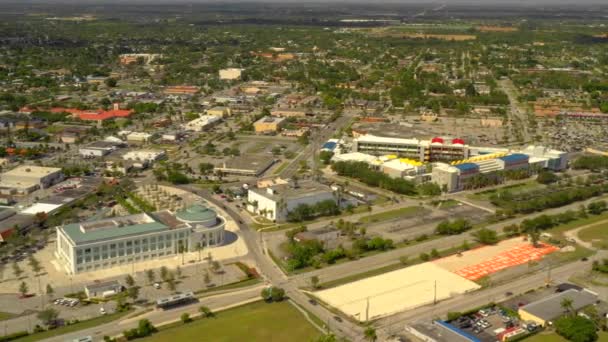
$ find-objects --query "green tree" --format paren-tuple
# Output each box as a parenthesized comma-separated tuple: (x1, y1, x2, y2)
(364, 326, 377, 342)
(199, 306, 213, 317)
(555, 315, 597, 342)
(180, 313, 191, 324)
(125, 274, 135, 288)
(46, 284, 54, 297)
(310, 276, 320, 289)
(127, 287, 140, 301)
(18, 281, 28, 297)
(37, 308, 59, 326)
(473, 228, 499, 245)
(146, 269, 155, 284)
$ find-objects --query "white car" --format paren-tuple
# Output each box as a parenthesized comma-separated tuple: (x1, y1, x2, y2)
(100, 307, 106, 315)
(153, 282, 161, 289)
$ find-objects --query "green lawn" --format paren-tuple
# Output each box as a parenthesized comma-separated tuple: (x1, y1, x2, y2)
(525, 331, 608, 342)
(142, 301, 321, 342)
(358, 206, 424, 224)
(579, 221, 608, 249)
(467, 181, 544, 201)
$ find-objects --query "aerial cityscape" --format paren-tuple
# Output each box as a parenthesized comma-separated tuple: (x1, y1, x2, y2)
(0, 1, 608, 341)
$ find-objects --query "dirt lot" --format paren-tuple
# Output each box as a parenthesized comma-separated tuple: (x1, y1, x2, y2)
(315, 262, 480, 320)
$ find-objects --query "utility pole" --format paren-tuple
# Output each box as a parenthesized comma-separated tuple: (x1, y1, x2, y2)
(366, 297, 370, 322)
(433, 280, 437, 305)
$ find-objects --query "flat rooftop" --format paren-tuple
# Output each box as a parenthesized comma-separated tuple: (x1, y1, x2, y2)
(60, 213, 170, 245)
(2, 165, 62, 178)
(250, 180, 333, 201)
(520, 289, 597, 322)
(215, 154, 275, 173)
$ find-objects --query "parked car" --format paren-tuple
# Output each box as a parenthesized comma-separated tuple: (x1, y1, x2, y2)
(153, 282, 161, 289)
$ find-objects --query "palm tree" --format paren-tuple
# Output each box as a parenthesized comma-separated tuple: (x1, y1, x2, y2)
(561, 298, 574, 315)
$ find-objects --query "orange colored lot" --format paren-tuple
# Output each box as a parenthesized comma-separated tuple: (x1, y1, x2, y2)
(453, 243, 558, 280)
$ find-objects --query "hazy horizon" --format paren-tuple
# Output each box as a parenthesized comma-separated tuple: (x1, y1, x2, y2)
(2, 0, 607, 5)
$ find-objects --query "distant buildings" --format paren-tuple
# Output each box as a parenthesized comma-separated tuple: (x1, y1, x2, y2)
(118, 53, 162, 65)
(55, 204, 226, 274)
(247, 180, 336, 222)
(163, 86, 199, 95)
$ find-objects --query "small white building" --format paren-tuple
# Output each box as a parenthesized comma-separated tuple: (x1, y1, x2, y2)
(247, 180, 336, 222)
(182, 115, 221, 132)
(122, 150, 166, 167)
(84, 280, 123, 299)
(219, 68, 243, 80)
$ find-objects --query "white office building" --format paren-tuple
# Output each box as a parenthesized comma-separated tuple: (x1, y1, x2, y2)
(55, 204, 225, 274)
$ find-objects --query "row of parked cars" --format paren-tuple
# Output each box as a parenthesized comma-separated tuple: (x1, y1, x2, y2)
(54, 298, 80, 307)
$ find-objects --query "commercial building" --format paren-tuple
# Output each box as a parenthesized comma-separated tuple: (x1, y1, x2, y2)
(519, 289, 598, 326)
(253, 116, 286, 134)
(214, 155, 276, 177)
(353, 135, 470, 162)
(55, 204, 225, 274)
(182, 115, 221, 132)
(0, 165, 64, 195)
(381, 158, 426, 180)
(247, 180, 336, 222)
(219, 68, 243, 80)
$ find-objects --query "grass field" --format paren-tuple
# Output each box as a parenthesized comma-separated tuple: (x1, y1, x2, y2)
(467, 181, 544, 201)
(578, 221, 608, 249)
(142, 301, 321, 342)
(525, 331, 608, 342)
(358, 206, 424, 224)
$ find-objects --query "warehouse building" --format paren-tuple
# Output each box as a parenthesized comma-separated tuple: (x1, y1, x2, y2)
(55, 203, 225, 274)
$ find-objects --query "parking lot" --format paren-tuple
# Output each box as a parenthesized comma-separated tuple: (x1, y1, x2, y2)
(450, 305, 539, 342)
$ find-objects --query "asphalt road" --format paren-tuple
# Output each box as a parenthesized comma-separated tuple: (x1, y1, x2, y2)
(181, 185, 364, 341)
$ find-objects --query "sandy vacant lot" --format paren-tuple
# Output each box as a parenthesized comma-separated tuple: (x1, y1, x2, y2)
(434, 237, 558, 280)
(315, 263, 480, 321)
